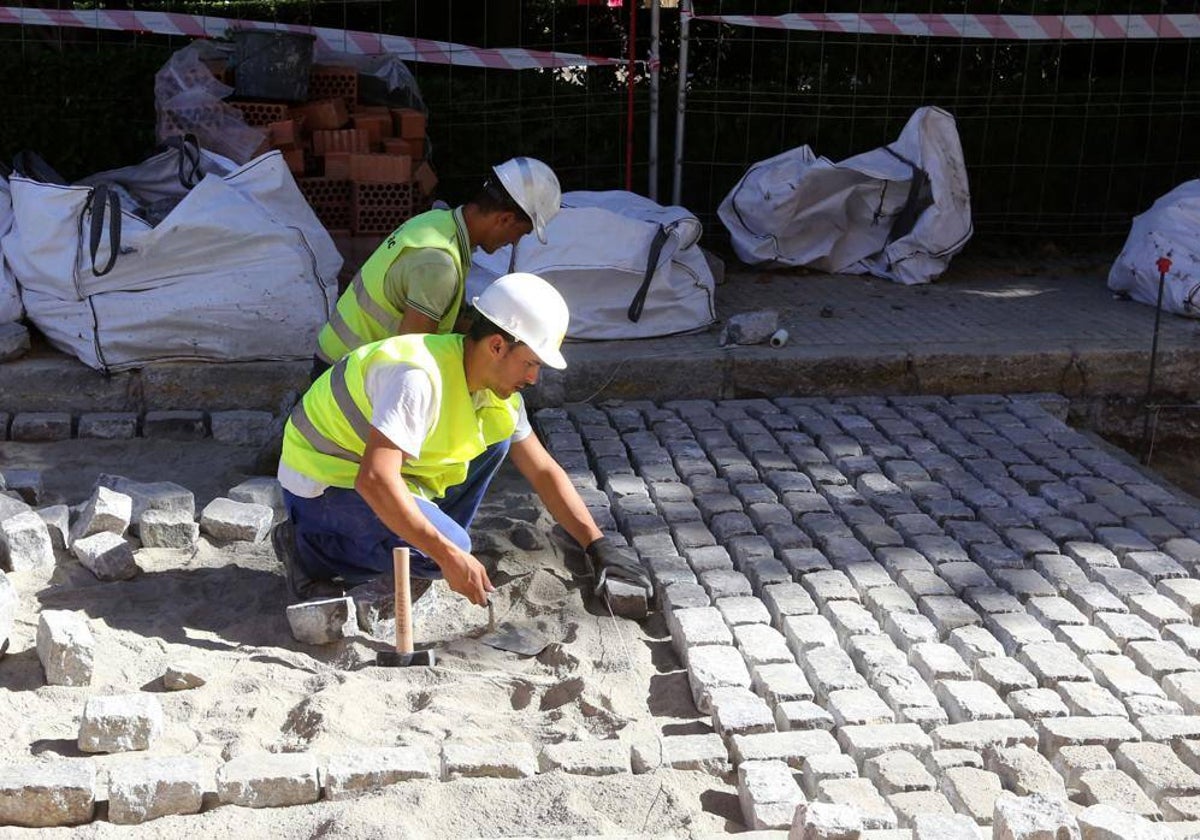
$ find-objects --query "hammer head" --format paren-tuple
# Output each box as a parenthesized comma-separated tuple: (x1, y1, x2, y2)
(376, 649, 437, 668)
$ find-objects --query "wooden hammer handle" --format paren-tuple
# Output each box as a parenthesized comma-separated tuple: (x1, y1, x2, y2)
(393, 547, 413, 655)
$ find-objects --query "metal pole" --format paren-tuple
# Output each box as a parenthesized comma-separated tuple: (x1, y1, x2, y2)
(1140, 256, 1173, 464)
(672, 0, 691, 206)
(648, 0, 661, 200)
(624, 0, 638, 191)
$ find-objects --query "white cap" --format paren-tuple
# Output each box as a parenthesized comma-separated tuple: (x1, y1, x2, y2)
(472, 272, 569, 370)
(492, 157, 561, 245)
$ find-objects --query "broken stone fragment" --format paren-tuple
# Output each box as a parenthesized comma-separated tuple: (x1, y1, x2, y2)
(161, 665, 205, 691)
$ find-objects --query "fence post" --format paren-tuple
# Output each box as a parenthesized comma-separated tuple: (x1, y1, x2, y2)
(671, 0, 691, 205)
(648, 0, 661, 200)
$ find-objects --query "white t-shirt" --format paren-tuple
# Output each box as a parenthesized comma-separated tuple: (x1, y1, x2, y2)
(278, 361, 531, 498)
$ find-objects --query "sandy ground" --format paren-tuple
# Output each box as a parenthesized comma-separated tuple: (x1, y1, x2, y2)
(0, 439, 735, 838)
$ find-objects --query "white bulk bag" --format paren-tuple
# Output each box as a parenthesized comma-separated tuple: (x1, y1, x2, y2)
(719, 106, 973, 285)
(469, 190, 715, 340)
(4, 147, 339, 371)
(1108, 180, 1200, 316)
(0, 174, 20, 324)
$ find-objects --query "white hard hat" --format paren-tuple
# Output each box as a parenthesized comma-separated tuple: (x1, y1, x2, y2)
(492, 157, 561, 245)
(472, 272, 569, 370)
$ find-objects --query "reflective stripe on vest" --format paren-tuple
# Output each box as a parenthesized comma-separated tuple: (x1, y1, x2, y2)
(283, 333, 520, 499)
(316, 210, 465, 364)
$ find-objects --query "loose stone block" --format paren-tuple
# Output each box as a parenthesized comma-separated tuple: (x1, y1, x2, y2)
(442, 740, 538, 779)
(932, 720, 1038, 752)
(139, 508, 199, 549)
(1008, 688, 1070, 720)
(0, 760, 96, 827)
(752, 661, 815, 706)
(885, 612, 939, 651)
(631, 733, 729, 775)
(537, 740, 628, 777)
(1055, 625, 1120, 658)
(36, 610, 95, 686)
(217, 752, 321, 807)
(1056, 682, 1127, 718)
(791, 800, 863, 840)
(919, 595, 983, 639)
(286, 597, 356, 645)
(1115, 741, 1200, 798)
(210, 410, 275, 446)
(227, 476, 286, 520)
(848, 635, 908, 680)
(948, 625, 1005, 665)
(78, 693, 164, 753)
(733, 623, 795, 666)
(10, 412, 72, 442)
(77, 412, 138, 440)
(143, 410, 207, 440)
(992, 792, 1079, 840)
(910, 642, 972, 682)
(818, 777, 898, 830)
(1136, 715, 1200, 743)
(710, 686, 776, 738)
(838, 723, 932, 764)
(925, 748, 984, 774)
(670, 606, 734, 662)
(323, 746, 436, 799)
(986, 612, 1056, 655)
(107, 756, 206, 824)
(976, 656, 1039, 695)
(939, 766, 1002, 824)
(865, 750, 936, 794)
(801, 646, 868, 698)
(0, 510, 55, 573)
(738, 760, 805, 830)
(801, 753, 858, 798)
(1077, 769, 1161, 819)
(71, 532, 138, 581)
(95, 475, 195, 534)
(1038, 716, 1141, 753)
(1053, 745, 1116, 791)
(776, 700, 835, 732)
(1088, 654, 1165, 699)
(199, 497, 273, 542)
(985, 744, 1067, 798)
(70, 486, 132, 543)
(731, 729, 840, 768)
(887, 791, 956, 829)
(1016, 642, 1092, 687)
(1128, 640, 1200, 680)
(1076, 804, 1172, 840)
(936, 680, 1013, 722)
(689, 645, 753, 712)
(827, 688, 894, 727)
(911, 814, 982, 840)
(0, 570, 14, 649)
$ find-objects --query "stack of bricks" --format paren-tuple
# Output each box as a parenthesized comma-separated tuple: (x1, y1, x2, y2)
(211, 61, 438, 237)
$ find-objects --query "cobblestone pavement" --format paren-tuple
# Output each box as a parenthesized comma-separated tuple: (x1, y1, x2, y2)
(537, 393, 1200, 837)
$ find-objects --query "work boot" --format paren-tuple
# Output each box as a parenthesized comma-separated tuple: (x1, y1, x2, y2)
(270, 520, 342, 601)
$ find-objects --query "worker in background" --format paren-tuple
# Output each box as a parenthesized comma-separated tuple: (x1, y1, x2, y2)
(312, 156, 562, 381)
(273, 273, 652, 607)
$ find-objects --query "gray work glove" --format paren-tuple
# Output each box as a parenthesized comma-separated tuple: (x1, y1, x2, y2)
(584, 537, 653, 598)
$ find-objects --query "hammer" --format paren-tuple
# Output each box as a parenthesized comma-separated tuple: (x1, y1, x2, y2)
(376, 547, 436, 667)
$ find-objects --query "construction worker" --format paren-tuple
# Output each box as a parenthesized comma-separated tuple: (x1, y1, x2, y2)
(273, 273, 652, 607)
(312, 156, 562, 380)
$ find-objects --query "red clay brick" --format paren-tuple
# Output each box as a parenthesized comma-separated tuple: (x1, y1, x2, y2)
(268, 119, 299, 147)
(391, 108, 427, 140)
(352, 114, 392, 147)
(414, 161, 438, 197)
(229, 100, 291, 128)
(312, 129, 370, 156)
(292, 98, 349, 131)
(349, 153, 411, 184)
(383, 137, 424, 159)
(324, 152, 351, 180)
(308, 65, 357, 107)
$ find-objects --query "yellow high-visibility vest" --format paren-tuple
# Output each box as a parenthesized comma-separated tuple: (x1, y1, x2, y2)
(283, 333, 519, 500)
(316, 209, 465, 364)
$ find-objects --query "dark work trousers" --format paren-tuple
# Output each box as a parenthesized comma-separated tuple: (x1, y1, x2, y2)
(281, 438, 510, 585)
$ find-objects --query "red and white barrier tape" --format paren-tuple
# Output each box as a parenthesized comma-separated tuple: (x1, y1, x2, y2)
(684, 9, 1200, 40)
(0, 7, 623, 69)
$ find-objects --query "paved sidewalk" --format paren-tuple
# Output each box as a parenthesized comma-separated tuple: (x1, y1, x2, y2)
(1, 255, 1198, 415)
(546, 392, 1200, 834)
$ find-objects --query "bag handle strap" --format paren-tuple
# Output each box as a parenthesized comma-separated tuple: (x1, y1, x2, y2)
(161, 133, 204, 188)
(882, 145, 930, 244)
(627, 225, 671, 323)
(88, 183, 122, 277)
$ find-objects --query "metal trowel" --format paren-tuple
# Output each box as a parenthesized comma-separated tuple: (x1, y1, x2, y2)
(478, 597, 551, 656)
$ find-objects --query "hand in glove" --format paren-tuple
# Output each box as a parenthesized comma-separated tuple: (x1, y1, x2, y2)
(584, 536, 653, 598)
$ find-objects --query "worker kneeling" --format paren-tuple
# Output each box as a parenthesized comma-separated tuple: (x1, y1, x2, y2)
(274, 273, 652, 610)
